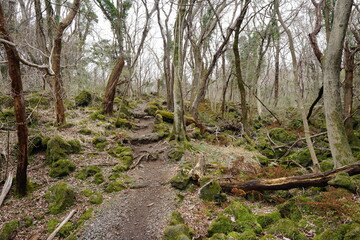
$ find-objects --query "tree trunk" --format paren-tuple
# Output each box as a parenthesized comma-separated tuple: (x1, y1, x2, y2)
(172, 0, 188, 142)
(103, 56, 125, 115)
(274, 36, 280, 106)
(322, 0, 354, 167)
(219, 162, 360, 192)
(0, 2, 29, 196)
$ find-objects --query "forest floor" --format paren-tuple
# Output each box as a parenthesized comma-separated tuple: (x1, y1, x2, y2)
(0, 93, 360, 240)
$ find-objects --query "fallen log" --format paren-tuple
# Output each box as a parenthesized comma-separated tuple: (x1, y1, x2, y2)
(218, 162, 360, 192)
(0, 172, 13, 207)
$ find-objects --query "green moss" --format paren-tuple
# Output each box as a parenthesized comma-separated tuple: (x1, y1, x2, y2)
(267, 218, 307, 240)
(169, 211, 185, 226)
(93, 172, 105, 184)
(145, 105, 159, 116)
(96, 142, 108, 151)
(28, 134, 46, 155)
(108, 147, 133, 167)
(223, 202, 254, 222)
(90, 111, 106, 121)
(108, 172, 121, 180)
(76, 166, 102, 180)
(164, 224, 191, 240)
(68, 139, 82, 154)
(269, 128, 297, 143)
(23, 216, 34, 227)
(115, 118, 132, 128)
(104, 180, 126, 193)
(208, 233, 227, 240)
(328, 172, 358, 193)
(314, 223, 354, 240)
(277, 199, 302, 221)
(208, 216, 234, 236)
(75, 90, 92, 107)
(79, 128, 92, 135)
(0, 95, 13, 109)
(232, 230, 257, 240)
(155, 114, 163, 124)
(257, 211, 281, 228)
(89, 192, 103, 205)
(47, 218, 61, 233)
(112, 164, 127, 173)
(170, 170, 190, 190)
(49, 160, 76, 178)
(298, 215, 326, 235)
(227, 232, 242, 240)
(27, 92, 50, 108)
(81, 189, 93, 197)
(199, 180, 221, 202)
(320, 159, 334, 172)
(74, 208, 94, 229)
(154, 123, 170, 139)
(46, 136, 72, 164)
(0, 220, 20, 240)
(283, 149, 312, 167)
(92, 136, 106, 145)
(259, 234, 276, 240)
(45, 182, 75, 215)
(344, 223, 360, 240)
(168, 146, 185, 162)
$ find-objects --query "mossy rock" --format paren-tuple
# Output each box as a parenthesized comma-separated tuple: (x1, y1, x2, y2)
(259, 234, 276, 240)
(257, 211, 281, 228)
(208, 215, 234, 236)
(45, 182, 75, 215)
(199, 180, 221, 202)
(154, 123, 170, 139)
(267, 218, 307, 240)
(112, 164, 128, 173)
(169, 211, 185, 226)
(320, 159, 334, 172)
(104, 180, 126, 193)
(75, 90, 92, 107)
(27, 92, 50, 108)
(229, 230, 257, 240)
(90, 111, 106, 121)
(328, 172, 358, 193)
(67, 139, 82, 154)
(108, 147, 133, 167)
(168, 146, 185, 162)
(49, 160, 76, 178)
(115, 118, 132, 129)
(0, 220, 20, 240)
(76, 166, 102, 180)
(79, 128, 93, 135)
(92, 136, 107, 145)
(277, 198, 305, 222)
(28, 134, 46, 155)
(254, 136, 275, 159)
(269, 128, 297, 143)
(155, 114, 163, 124)
(23, 216, 34, 228)
(46, 136, 75, 164)
(283, 149, 312, 167)
(170, 170, 190, 190)
(223, 202, 254, 222)
(93, 172, 105, 184)
(164, 224, 191, 240)
(298, 215, 327, 235)
(313, 223, 355, 240)
(145, 105, 159, 116)
(89, 192, 103, 205)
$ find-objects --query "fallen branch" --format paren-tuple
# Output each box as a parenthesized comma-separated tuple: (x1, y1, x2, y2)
(218, 162, 360, 192)
(47, 209, 76, 240)
(130, 154, 149, 169)
(0, 171, 13, 207)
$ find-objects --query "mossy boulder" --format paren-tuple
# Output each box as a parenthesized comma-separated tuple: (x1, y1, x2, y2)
(208, 215, 234, 236)
(79, 128, 93, 135)
(199, 179, 221, 201)
(154, 122, 170, 139)
(49, 160, 76, 178)
(104, 180, 126, 193)
(75, 90, 92, 107)
(108, 146, 133, 167)
(255, 136, 275, 159)
(267, 218, 307, 240)
(277, 197, 312, 221)
(328, 172, 358, 193)
(168, 146, 185, 162)
(45, 182, 75, 215)
(145, 104, 159, 116)
(67, 139, 82, 154)
(115, 118, 132, 128)
(269, 128, 297, 143)
(93, 172, 105, 184)
(76, 166, 101, 180)
(26, 92, 50, 108)
(90, 110, 106, 121)
(164, 224, 191, 240)
(313, 223, 356, 240)
(169, 211, 185, 226)
(230, 230, 257, 240)
(298, 215, 326, 235)
(0, 220, 20, 240)
(257, 211, 281, 228)
(46, 136, 72, 164)
(112, 164, 128, 173)
(89, 192, 103, 205)
(28, 134, 47, 155)
(170, 170, 190, 190)
(92, 136, 108, 151)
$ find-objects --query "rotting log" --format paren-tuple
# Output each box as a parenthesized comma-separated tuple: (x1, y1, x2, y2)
(218, 162, 360, 192)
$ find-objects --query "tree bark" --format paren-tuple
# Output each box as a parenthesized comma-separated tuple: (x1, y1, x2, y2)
(322, 0, 354, 168)
(103, 56, 125, 115)
(219, 162, 360, 192)
(0, 2, 29, 196)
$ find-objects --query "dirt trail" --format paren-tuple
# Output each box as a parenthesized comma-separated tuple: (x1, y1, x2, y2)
(78, 104, 177, 240)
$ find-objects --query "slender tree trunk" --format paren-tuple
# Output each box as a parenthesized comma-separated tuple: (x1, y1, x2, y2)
(322, 0, 354, 167)
(233, 24, 249, 133)
(274, 36, 280, 106)
(0, 2, 28, 196)
(172, 0, 188, 142)
(103, 56, 125, 115)
(275, 0, 320, 172)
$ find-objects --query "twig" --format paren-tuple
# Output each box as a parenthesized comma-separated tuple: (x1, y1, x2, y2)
(46, 209, 76, 240)
(130, 154, 149, 169)
(0, 172, 13, 207)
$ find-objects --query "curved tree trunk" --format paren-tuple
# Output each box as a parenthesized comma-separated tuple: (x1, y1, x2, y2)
(103, 56, 125, 115)
(322, 0, 354, 167)
(0, 2, 28, 196)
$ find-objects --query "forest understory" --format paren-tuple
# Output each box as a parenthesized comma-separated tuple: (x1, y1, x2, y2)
(0, 92, 360, 240)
